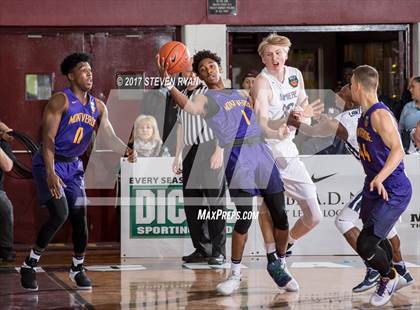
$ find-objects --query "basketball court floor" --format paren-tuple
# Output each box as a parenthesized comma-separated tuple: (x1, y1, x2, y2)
(1, 248, 419, 309)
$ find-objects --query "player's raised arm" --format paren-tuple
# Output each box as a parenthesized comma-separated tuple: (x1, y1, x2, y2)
(287, 113, 348, 141)
(42, 92, 68, 198)
(155, 54, 207, 116)
(96, 99, 137, 162)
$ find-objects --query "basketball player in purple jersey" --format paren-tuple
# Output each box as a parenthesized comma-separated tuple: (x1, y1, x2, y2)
(287, 84, 414, 292)
(351, 65, 412, 306)
(157, 50, 298, 295)
(20, 53, 137, 291)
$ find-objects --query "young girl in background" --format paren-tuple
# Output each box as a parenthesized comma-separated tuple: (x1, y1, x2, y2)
(131, 115, 162, 157)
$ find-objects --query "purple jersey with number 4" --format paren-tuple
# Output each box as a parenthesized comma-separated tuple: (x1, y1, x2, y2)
(357, 102, 411, 200)
(54, 88, 99, 157)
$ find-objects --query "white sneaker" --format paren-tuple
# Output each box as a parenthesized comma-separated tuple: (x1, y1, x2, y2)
(283, 263, 299, 292)
(216, 273, 241, 296)
(370, 274, 399, 306)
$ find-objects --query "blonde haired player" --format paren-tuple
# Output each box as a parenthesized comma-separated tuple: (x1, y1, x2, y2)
(252, 34, 324, 289)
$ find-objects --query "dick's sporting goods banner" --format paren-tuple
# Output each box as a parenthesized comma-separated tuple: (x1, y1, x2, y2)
(121, 156, 420, 257)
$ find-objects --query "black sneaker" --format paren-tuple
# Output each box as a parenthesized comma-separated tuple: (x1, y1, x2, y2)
(69, 264, 92, 290)
(20, 257, 38, 291)
(0, 247, 16, 262)
(182, 250, 209, 263)
(208, 254, 226, 266)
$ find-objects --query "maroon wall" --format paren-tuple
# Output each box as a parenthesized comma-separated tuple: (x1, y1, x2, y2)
(1, 0, 420, 26)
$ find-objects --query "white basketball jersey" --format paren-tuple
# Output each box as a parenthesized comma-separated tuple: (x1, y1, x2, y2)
(334, 108, 362, 160)
(260, 66, 307, 163)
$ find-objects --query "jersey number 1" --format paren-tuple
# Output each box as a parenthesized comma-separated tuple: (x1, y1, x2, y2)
(73, 127, 84, 144)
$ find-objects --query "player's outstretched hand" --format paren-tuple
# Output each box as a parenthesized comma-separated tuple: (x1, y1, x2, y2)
(303, 99, 324, 119)
(127, 148, 137, 163)
(47, 173, 66, 199)
(370, 176, 389, 201)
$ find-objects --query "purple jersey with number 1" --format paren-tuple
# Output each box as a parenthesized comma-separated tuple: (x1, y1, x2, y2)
(205, 89, 283, 196)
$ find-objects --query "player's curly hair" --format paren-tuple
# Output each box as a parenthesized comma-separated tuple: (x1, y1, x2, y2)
(192, 50, 221, 74)
(60, 52, 92, 76)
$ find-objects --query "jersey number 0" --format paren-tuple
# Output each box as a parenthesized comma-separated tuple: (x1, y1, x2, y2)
(73, 127, 84, 144)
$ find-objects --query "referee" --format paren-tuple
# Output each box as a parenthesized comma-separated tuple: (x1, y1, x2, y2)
(173, 69, 226, 265)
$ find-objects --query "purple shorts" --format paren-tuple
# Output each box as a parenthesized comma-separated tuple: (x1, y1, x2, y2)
(360, 182, 412, 238)
(32, 152, 87, 208)
(225, 142, 284, 198)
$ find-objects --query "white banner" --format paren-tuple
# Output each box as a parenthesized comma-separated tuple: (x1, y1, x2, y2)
(121, 155, 420, 257)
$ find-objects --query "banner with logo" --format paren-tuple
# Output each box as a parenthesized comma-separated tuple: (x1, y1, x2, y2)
(121, 155, 420, 257)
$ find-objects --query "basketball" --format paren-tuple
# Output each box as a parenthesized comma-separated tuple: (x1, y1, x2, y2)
(159, 41, 190, 75)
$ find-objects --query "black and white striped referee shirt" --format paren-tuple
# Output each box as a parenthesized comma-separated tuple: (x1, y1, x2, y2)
(177, 83, 215, 145)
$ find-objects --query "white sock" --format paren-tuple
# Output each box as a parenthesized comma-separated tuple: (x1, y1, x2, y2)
(278, 254, 286, 264)
(393, 260, 405, 268)
(30, 249, 41, 261)
(231, 262, 241, 276)
(265, 243, 276, 254)
(72, 256, 84, 267)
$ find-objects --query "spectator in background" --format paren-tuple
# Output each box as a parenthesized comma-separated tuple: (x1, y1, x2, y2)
(399, 76, 420, 132)
(407, 121, 420, 154)
(241, 70, 258, 93)
(395, 76, 414, 120)
(131, 115, 162, 157)
(0, 121, 16, 262)
(399, 76, 420, 151)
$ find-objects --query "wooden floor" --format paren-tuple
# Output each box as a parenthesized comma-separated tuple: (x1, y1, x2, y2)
(1, 249, 419, 309)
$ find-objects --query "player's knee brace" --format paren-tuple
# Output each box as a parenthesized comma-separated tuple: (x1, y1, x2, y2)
(70, 207, 88, 254)
(356, 227, 380, 261)
(233, 205, 253, 235)
(264, 192, 288, 230)
(297, 198, 322, 229)
(379, 238, 393, 262)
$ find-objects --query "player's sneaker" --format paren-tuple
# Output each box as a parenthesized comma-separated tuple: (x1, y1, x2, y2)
(282, 262, 299, 292)
(370, 271, 399, 307)
(216, 273, 241, 296)
(352, 267, 380, 293)
(20, 257, 38, 291)
(394, 264, 415, 291)
(69, 264, 92, 290)
(267, 259, 299, 292)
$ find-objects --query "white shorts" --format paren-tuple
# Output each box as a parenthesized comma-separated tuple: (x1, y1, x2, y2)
(278, 157, 317, 201)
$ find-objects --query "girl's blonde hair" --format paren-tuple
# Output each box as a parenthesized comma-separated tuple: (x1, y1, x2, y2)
(257, 33, 291, 57)
(132, 114, 162, 143)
